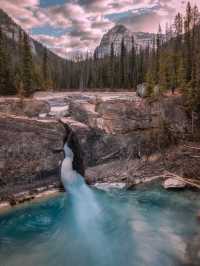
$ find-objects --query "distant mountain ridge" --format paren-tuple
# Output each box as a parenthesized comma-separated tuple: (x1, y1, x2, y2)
(0, 9, 155, 63)
(95, 24, 155, 58)
(0, 8, 66, 78)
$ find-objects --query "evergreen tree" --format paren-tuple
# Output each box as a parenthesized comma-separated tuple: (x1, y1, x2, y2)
(22, 33, 34, 96)
(120, 38, 129, 89)
(184, 1, 193, 83)
(42, 47, 53, 90)
(0, 26, 6, 95)
(109, 42, 115, 89)
(191, 5, 200, 87)
(174, 13, 183, 87)
(0, 26, 14, 95)
(156, 24, 162, 84)
(120, 38, 125, 88)
(130, 36, 137, 88)
(42, 47, 48, 88)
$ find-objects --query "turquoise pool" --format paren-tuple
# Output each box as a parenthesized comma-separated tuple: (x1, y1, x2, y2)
(0, 185, 200, 266)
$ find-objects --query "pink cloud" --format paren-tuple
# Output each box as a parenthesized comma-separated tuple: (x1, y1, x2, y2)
(1, 0, 200, 57)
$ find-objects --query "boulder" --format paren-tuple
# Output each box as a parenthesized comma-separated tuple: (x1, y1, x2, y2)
(136, 83, 148, 98)
(163, 178, 186, 189)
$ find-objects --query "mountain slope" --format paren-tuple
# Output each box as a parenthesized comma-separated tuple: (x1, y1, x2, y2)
(0, 9, 67, 91)
(95, 24, 155, 58)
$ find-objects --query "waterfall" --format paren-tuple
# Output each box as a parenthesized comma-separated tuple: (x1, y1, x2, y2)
(61, 144, 115, 265)
(61, 143, 101, 228)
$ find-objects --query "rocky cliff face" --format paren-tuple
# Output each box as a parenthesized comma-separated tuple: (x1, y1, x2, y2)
(0, 114, 66, 201)
(0, 92, 192, 202)
(95, 24, 155, 57)
(66, 94, 191, 170)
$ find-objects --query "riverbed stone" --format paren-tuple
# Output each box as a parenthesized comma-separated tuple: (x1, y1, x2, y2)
(163, 178, 186, 189)
(136, 83, 148, 98)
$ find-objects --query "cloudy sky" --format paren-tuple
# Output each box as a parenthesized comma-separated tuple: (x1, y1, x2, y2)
(1, 0, 199, 58)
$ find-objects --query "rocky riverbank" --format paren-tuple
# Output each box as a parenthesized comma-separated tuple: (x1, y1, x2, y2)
(0, 92, 199, 207)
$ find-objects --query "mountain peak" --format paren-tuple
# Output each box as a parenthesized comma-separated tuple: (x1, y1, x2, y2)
(0, 8, 13, 24)
(110, 24, 129, 34)
(95, 24, 154, 58)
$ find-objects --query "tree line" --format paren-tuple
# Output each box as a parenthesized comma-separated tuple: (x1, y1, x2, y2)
(66, 2, 199, 93)
(0, 1, 200, 113)
(0, 27, 49, 96)
(146, 2, 200, 112)
(0, 10, 68, 97)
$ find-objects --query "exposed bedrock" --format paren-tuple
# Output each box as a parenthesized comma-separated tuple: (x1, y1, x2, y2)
(0, 98, 50, 117)
(67, 94, 191, 165)
(0, 114, 66, 200)
(0, 93, 193, 201)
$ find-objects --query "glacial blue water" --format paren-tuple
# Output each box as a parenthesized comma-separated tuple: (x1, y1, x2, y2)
(0, 185, 200, 266)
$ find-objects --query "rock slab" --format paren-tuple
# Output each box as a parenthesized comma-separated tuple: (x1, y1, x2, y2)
(163, 178, 186, 189)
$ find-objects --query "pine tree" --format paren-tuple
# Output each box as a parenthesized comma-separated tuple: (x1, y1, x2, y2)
(22, 33, 34, 96)
(0, 26, 14, 95)
(191, 5, 200, 87)
(42, 47, 48, 88)
(109, 42, 115, 89)
(184, 1, 193, 83)
(130, 36, 137, 88)
(155, 25, 162, 84)
(174, 13, 183, 88)
(120, 38, 126, 88)
(42, 47, 53, 90)
(0, 26, 6, 95)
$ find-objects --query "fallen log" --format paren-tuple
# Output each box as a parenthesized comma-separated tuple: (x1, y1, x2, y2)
(97, 149, 121, 163)
(183, 145, 200, 150)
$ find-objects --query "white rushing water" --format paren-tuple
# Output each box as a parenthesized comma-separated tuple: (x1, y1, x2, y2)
(61, 144, 101, 231)
(60, 144, 112, 264)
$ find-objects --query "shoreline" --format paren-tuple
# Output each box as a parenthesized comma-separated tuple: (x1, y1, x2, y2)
(0, 174, 185, 214)
(1, 166, 199, 214)
(0, 178, 155, 213)
(0, 188, 61, 214)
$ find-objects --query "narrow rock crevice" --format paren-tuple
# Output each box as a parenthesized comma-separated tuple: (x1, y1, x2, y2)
(60, 120, 85, 177)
